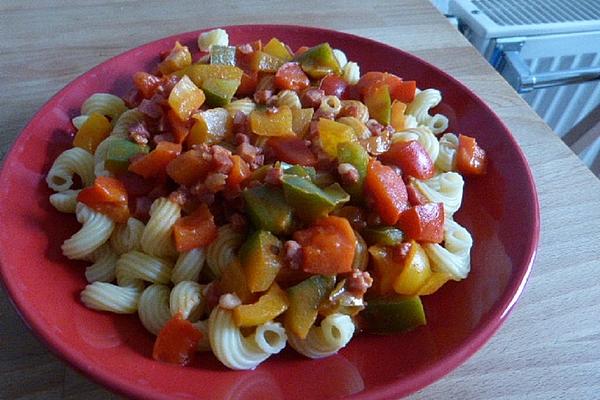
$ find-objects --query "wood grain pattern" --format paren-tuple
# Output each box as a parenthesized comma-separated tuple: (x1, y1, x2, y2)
(1, 1, 599, 399)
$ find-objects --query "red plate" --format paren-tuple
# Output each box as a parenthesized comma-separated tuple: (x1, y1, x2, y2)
(0, 25, 539, 399)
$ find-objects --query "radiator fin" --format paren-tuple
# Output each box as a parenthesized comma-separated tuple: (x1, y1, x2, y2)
(473, 0, 600, 26)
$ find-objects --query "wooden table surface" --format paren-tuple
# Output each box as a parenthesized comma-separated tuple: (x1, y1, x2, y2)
(1, 0, 599, 399)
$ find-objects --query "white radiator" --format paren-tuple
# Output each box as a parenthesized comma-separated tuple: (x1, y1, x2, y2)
(449, 0, 600, 167)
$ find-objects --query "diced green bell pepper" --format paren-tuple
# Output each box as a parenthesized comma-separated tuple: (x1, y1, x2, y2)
(362, 227, 405, 246)
(201, 78, 240, 107)
(337, 141, 369, 201)
(294, 43, 341, 79)
(210, 45, 237, 66)
(278, 162, 316, 181)
(359, 295, 426, 334)
(281, 174, 349, 222)
(105, 139, 149, 174)
(243, 185, 293, 235)
(240, 230, 283, 293)
(284, 275, 335, 338)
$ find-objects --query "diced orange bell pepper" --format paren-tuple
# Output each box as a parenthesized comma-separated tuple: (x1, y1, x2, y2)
(236, 70, 259, 97)
(365, 159, 409, 225)
(172, 204, 218, 252)
(219, 259, 254, 303)
(167, 109, 190, 144)
(317, 118, 357, 158)
(168, 75, 205, 121)
(393, 241, 432, 295)
(380, 140, 434, 180)
(417, 271, 452, 295)
(187, 108, 232, 146)
(226, 155, 251, 189)
(397, 202, 444, 243)
(457, 134, 487, 175)
(166, 149, 211, 187)
(368, 243, 411, 295)
(158, 41, 192, 75)
(364, 84, 391, 125)
(267, 137, 318, 166)
(77, 176, 130, 223)
(293, 215, 357, 275)
(152, 313, 203, 366)
(72, 112, 112, 153)
(390, 100, 407, 131)
(128, 141, 182, 179)
(232, 283, 289, 327)
(249, 105, 294, 137)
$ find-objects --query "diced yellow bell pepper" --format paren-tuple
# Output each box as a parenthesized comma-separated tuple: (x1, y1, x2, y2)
(317, 118, 357, 158)
(263, 38, 293, 62)
(390, 100, 407, 131)
(417, 271, 452, 295)
(187, 108, 232, 146)
(249, 51, 285, 73)
(393, 241, 432, 296)
(73, 112, 112, 153)
(368, 245, 403, 295)
(168, 75, 205, 121)
(158, 41, 192, 75)
(364, 84, 391, 125)
(219, 258, 254, 304)
(173, 64, 243, 88)
(291, 107, 314, 137)
(249, 105, 294, 137)
(232, 283, 289, 327)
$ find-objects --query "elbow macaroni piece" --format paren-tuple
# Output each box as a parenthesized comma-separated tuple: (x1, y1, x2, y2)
(80, 93, 127, 125)
(206, 224, 244, 278)
(111, 109, 145, 138)
(62, 203, 114, 260)
(172, 248, 206, 284)
(332, 48, 348, 69)
(49, 189, 80, 213)
(342, 61, 360, 85)
(225, 98, 257, 116)
(423, 219, 473, 280)
(71, 115, 89, 130)
(275, 90, 302, 110)
(319, 95, 342, 116)
(46, 147, 95, 192)
(287, 313, 355, 359)
(436, 133, 458, 172)
(170, 281, 204, 322)
(141, 197, 180, 258)
(198, 28, 229, 52)
(138, 284, 172, 335)
(85, 243, 118, 283)
(392, 126, 440, 162)
(80, 281, 141, 314)
(406, 89, 442, 126)
(110, 217, 145, 255)
(426, 113, 449, 134)
(208, 307, 287, 370)
(340, 100, 369, 123)
(116, 250, 173, 284)
(412, 172, 464, 216)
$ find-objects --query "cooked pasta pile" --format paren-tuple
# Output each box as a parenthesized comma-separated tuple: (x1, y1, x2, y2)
(46, 28, 487, 370)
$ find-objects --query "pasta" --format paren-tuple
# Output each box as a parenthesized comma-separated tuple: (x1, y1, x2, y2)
(208, 307, 287, 370)
(46, 147, 95, 192)
(141, 197, 180, 258)
(138, 284, 172, 335)
(206, 224, 244, 278)
(287, 313, 355, 359)
(61, 203, 114, 260)
(48, 30, 489, 371)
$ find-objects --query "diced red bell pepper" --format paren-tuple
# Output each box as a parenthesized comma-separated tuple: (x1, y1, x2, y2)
(172, 204, 218, 252)
(128, 141, 182, 179)
(390, 80, 416, 103)
(133, 71, 162, 99)
(397, 202, 444, 243)
(275, 62, 310, 91)
(152, 313, 203, 366)
(320, 74, 348, 99)
(380, 140, 434, 180)
(236, 70, 259, 97)
(77, 176, 130, 223)
(457, 134, 487, 175)
(365, 159, 409, 225)
(227, 155, 251, 189)
(267, 137, 318, 166)
(293, 215, 356, 275)
(166, 149, 211, 187)
(356, 71, 402, 97)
